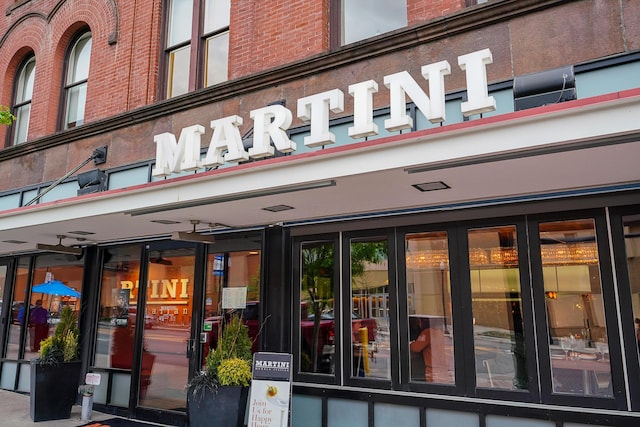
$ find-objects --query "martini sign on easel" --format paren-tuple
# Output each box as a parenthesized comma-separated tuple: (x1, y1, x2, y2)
(248, 352, 293, 427)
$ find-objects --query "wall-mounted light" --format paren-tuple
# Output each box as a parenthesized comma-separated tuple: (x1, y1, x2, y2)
(25, 146, 108, 206)
(77, 169, 107, 195)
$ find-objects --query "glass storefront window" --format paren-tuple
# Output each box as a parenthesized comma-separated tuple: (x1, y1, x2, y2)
(349, 238, 390, 380)
(623, 215, 640, 366)
(6, 257, 29, 360)
(140, 247, 195, 409)
(468, 226, 528, 390)
(29, 254, 84, 359)
(299, 241, 335, 374)
(95, 245, 142, 370)
(203, 249, 262, 370)
(405, 231, 454, 384)
(540, 219, 612, 397)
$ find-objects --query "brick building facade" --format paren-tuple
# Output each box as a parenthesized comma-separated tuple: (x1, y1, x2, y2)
(0, 1, 640, 426)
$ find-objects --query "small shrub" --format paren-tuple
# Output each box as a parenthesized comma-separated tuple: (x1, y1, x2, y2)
(217, 358, 251, 387)
(38, 307, 79, 366)
(205, 314, 252, 378)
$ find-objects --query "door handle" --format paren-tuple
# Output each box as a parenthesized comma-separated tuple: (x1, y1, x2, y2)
(186, 338, 195, 358)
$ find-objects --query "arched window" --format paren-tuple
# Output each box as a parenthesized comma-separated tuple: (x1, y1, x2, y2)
(63, 31, 92, 129)
(12, 55, 36, 144)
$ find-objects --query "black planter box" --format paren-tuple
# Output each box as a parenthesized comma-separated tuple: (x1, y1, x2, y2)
(188, 385, 249, 427)
(30, 360, 82, 422)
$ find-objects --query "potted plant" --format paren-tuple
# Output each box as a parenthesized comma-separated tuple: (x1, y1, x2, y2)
(188, 313, 253, 427)
(30, 306, 82, 422)
(0, 105, 15, 126)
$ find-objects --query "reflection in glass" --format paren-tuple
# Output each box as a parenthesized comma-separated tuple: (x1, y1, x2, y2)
(540, 219, 612, 397)
(623, 215, 640, 367)
(203, 249, 261, 370)
(468, 226, 528, 390)
(350, 238, 389, 380)
(204, 0, 230, 34)
(64, 32, 91, 129)
(67, 34, 92, 83)
(405, 232, 454, 384)
(13, 56, 35, 145)
(65, 83, 87, 128)
(6, 257, 29, 360)
(342, 0, 407, 45)
(30, 254, 84, 359)
(167, 45, 190, 98)
(95, 245, 141, 371)
(168, 0, 193, 46)
(205, 32, 229, 87)
(139, 247, 194, 409)
(299, 241, 335, 374)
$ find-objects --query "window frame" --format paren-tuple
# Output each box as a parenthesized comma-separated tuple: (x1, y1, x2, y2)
(396, 222, 466, 396)
(455, 217, 540, 402)
(292, 233, 342, 385)
(10, 55, 36, 145)
(199, 0, 230, 88)
(528, 209, 627, 410)
(341, 229, 397, 389)
(60, 30, 92, 130)
(609, 206, 640, 411)
(290, 208, 633, 410)
(161, 0, 230, 99)
(333, 0, 408, 47)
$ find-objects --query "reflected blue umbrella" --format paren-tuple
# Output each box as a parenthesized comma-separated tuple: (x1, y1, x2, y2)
(32, 280, 81, 297)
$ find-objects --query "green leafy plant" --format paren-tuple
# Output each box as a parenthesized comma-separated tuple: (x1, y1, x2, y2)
(38, 307, 79, 366)
(206, 314, 252, 379)
(188, 313, 253, 397)
(0, 106, 15, 126)
(217, 357, 251, 387)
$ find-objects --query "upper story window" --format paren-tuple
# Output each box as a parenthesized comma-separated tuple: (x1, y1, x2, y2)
(341, 0, 407, 45)
(12, 55, 36, 144)
(63, 31, 92, 129)
(164, 0, 230, 99)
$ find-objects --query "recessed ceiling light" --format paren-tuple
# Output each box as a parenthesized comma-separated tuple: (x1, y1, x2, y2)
(262, 205, 294, 212)
(3, 240, 27, 244)
(151, 219, 182, 225)
(412, 181, 450, 192)
(67, 230, 95, 236)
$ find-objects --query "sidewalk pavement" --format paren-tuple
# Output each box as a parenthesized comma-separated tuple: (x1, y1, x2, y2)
(0, 389, 128, 426)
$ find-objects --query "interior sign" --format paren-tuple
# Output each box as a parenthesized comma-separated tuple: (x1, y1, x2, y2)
(152, 49, 496, 177)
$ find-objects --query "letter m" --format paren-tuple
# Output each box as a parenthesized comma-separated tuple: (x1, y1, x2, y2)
(151, 125, 205, 177)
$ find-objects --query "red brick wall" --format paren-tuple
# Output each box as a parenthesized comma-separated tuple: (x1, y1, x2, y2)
(229, 0, 329, 79)
(407, 0, 465, 26)
(0, 0, 162, 146)
(0, 0, 464, 145)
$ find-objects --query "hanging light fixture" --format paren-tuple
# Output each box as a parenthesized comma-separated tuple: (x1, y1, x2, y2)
(36, 235, 83, 256)
(171, 220, 216, 244)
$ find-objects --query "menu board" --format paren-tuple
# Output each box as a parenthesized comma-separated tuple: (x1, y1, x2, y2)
(248, 352, 293, 427)
(221, 286, 247, 309)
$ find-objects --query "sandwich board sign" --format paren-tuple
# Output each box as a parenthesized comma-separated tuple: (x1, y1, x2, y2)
(248, 352, 293, 427)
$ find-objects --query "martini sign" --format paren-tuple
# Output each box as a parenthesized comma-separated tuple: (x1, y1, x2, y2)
(248, 352, 293, 427)
(152, 49, 497, 177)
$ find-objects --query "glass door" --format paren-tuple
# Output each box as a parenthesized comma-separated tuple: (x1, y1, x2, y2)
(137, 244, 197, 411)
